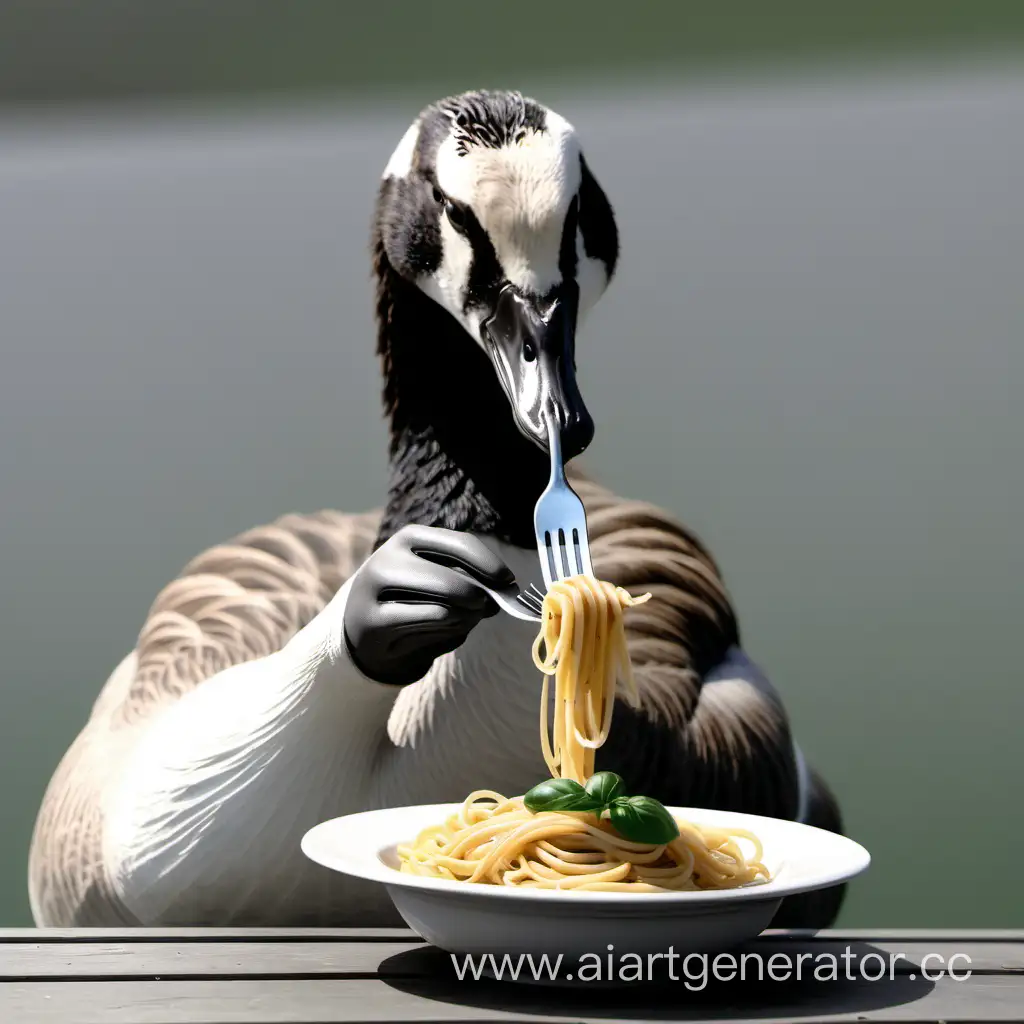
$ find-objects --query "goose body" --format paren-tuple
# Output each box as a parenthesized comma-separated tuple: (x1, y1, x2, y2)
(30, 91, 844, 928)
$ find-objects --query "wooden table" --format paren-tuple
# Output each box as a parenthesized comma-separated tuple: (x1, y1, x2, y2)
(2, 928, 1022, 1023)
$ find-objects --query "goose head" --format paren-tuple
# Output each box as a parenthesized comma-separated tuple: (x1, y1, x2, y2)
(372, 90, 618, 463)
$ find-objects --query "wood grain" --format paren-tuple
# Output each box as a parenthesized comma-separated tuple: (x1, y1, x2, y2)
(1, 930, 1021, 1023)
(0, 939, 1021, 979)
(4, 975, 1024, 1024)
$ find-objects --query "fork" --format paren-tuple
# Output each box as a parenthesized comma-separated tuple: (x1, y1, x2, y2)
(460, 412, 594, 623)
(484, 579, 544, 622)
(454, 572, 544, 622)
(532, 408, 594, 598)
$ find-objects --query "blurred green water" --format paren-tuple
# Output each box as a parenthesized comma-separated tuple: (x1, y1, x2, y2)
(2, 0, 1024, 107)
(0, 10, 1022, 928)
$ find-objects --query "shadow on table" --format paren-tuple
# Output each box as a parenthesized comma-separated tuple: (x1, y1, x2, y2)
(378, 940, 935, 1020)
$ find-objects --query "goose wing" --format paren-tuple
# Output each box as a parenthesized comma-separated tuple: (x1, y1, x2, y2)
(29, 508, 379, 925)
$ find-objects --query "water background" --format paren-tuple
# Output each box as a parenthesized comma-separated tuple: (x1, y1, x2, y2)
(1, 58, 1022, 925)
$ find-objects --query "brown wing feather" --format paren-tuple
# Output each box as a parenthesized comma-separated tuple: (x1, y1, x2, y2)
(119, 510, 379, 725)
(29, 508, 379, 925)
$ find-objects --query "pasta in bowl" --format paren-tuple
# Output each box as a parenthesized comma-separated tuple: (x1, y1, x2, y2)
(301, 802, 869, 958)
(397, 789, 770, 892)
(302, 575, 869, 958)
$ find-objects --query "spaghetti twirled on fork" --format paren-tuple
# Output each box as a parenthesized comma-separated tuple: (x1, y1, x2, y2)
(398, 576, 769, 891)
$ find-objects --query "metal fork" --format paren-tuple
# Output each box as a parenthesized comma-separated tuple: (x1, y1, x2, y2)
(460, 412, 593, 623)
(533, 409, 594, 592)
(489, 580, 544, 622)
(456, 573, 544, 622)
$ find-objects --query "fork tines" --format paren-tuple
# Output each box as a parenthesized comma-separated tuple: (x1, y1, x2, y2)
(542, 526, 586, 581)
(515, 584, 547, 617)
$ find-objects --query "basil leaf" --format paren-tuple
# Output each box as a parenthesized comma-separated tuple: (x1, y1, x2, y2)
(583, 771, 626, 808)
(608, 796, 681, 845)
(524, 779, 602, 813)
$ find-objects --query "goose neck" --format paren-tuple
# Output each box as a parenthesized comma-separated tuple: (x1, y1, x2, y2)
(373, 246, 548, 547)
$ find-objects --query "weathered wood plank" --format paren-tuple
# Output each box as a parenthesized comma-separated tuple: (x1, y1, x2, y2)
(0, 938, 1020, 979)
(2, 927, 1021, 943)
(3, 974, 1023, 1023)
(0, 928, 419, 943)
(761, 929, 1024, 942)
(4, 931, 1021, 1022)
(0, 940, 420, 979)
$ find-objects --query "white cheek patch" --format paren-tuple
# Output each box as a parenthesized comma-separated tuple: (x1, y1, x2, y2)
(437, 218, 473, 303)
(435, 110, 582, 297)
(576, 228, 610, 324)
(418, 220, 485, 344)
(383, 121, 420, 180)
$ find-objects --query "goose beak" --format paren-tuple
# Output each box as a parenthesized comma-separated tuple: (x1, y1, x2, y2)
(482, 282, 595, 461)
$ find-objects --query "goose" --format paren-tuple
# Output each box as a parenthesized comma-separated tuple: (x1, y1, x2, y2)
(29, 90, 844, 929)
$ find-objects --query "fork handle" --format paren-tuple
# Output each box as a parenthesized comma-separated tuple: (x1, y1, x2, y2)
(544, 407, 566, 486)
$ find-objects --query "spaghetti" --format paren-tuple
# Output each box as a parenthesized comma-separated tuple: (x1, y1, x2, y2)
(398, 575, 770, 891)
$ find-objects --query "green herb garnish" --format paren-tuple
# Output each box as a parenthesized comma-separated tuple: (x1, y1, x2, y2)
(523, 772, 680, 845)
(522, 778, 603, 813)
(607, 795, 681, 845)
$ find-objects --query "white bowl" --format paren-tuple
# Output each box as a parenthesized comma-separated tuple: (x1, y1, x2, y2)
(302, 804, 869, 960)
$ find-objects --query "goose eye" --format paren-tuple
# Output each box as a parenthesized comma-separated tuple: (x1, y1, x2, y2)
(432, 186, 445, 205)
(445, 201, 468, 233)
